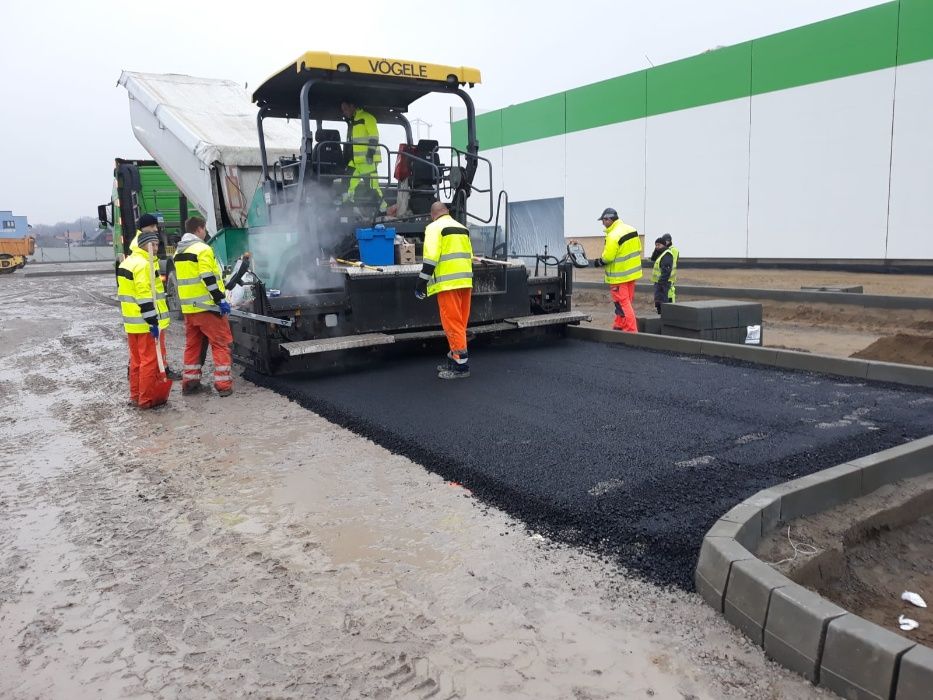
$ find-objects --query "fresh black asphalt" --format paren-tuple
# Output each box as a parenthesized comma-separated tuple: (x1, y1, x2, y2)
(248, 339, 933, 590)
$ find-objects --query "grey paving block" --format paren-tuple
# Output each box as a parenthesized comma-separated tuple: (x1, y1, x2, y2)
(698, 340, 775, 364)
(849, 435, 933, 495)
(779, 463, 862, 522)
(769, 350, 871, 380)
(821, 615, 915, 700)
(896, 644, 933, 700)
(662, 300, 750, 331)
(724, 559, 790, 646)
(694, 537, 754, 612)
(718, 502, 764, 551)
(866, 361, 933, 389)
(662, 325, 708, 339)
(736, 302, 763, 326)
(636, 313, 663, 334)
(764, 583, 847, 682)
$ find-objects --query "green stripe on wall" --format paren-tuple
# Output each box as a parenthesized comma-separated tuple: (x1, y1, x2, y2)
(647, 42, 751, 116)
(501, 93, 565, 146)
(898, 0, 933, 65)
(751, 2, 898, 95)
(453, 0, 933, 151)
(566, 71, 647, 132)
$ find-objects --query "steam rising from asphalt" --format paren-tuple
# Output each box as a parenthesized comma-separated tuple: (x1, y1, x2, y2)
(246, 181, 343, 296)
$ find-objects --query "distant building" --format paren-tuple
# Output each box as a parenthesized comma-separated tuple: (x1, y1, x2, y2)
(0, 210, 29, 239)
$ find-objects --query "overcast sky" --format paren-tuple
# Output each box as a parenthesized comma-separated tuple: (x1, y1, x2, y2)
(1, 0, 880, 225)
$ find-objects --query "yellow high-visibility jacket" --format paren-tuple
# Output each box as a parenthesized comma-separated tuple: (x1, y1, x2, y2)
(173, 236, 226, 314)
(420, 214, 473, 297)
(600, 219, 642, 285)
(348, 108, 381, 169)
(116, 248, 170, 333)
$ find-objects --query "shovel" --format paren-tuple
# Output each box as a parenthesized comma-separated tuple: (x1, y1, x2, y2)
(147, 242, 167, 380)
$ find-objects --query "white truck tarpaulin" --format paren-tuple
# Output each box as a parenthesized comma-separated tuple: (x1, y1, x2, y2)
(118, 71, 301, 232)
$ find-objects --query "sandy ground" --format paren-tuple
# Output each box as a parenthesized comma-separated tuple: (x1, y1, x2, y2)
(573, 268, 933, 364)
(759, 474, 933, 648)
(0, 274, 832, 698)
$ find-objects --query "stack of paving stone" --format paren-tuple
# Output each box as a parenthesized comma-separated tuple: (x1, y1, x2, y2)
(660, 300, 763, 345)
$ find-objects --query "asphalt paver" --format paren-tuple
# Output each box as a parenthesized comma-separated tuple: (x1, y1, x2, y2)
(248, 338, 933, 589)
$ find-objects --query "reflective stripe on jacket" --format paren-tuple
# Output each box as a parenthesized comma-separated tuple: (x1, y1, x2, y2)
(117, 249, 170, 333)
(348, 108, 381, 168)
(600, 219, 642, 284)
(421, 214, 473, 297)
(173, 237, 226, 315)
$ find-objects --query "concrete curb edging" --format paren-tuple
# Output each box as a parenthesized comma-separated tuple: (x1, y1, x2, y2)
(575, 280, 933, 311)
(694, 435, 933, 699)
(567, 326, 933, 389)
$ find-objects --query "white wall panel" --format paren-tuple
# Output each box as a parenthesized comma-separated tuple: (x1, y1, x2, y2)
(564, 121, 647, 239)
(500, 135, 566, 204)
(748, 69, 895, 259)
(886, 59, 933, 260)
(645, 98, 751, 258)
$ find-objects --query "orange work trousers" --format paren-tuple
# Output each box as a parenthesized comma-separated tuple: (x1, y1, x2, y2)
(183, 312, 234, 391)
(127, 332, 173, 409)
(610, 281, 638, 333)
(436, 287, 472, 358)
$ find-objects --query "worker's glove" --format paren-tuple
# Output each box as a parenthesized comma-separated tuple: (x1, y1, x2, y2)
(414, 278, 428, 300)
(218, 300, 231, 316)
(593, 258, 604, 268)
(148, 324, 160, 340)
(366, 148, 375, 164)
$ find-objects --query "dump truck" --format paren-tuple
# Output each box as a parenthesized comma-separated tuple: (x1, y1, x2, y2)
(0, 236, 34, 274)
(118, 54, 588, 375)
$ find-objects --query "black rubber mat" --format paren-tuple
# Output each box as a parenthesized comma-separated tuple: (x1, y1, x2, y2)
(248, 339, 933, 589)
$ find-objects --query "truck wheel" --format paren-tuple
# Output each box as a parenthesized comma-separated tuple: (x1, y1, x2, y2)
(165, 270, 183, 320)
(0, 254, 15, 274)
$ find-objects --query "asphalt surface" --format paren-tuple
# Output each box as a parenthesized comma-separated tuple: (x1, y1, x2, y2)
(248, 339, 933, 590)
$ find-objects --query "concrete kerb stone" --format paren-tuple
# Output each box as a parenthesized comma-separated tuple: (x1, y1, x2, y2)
(821, 615, 916, 700)
(694, 537, 754, 613)
(568, 326, 933, 391)
(896, 645, 933, 700)
(866, 360, 933, 389)
(724, 558, 790, 646)
(778, 463, 862, 523)
(692, 432, 933, 693)
(849, 435, 933, 496)
(718, 502, 764, 551)
(764, 584, 848, 682)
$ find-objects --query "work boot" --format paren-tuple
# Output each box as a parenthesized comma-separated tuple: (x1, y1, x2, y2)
(182, 382, 203, 396)
(438, 362, 470, 380)
(165, 366, 182, 381)
(216, 387, 233, 397)
(436, 352, 455, 372)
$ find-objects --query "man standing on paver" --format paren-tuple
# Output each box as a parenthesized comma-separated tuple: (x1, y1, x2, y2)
(415, 201, 473, 379)
(593, 207, 642, 332)
(173, 216, 234, 396)
(651, 233, 679, 314)
(116, 225, 173, 408)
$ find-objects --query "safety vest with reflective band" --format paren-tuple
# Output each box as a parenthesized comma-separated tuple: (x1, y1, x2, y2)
(116, 249, 170, 333)
(420, 214, 473, 297)
(348, 108, 381, 169)
(651, 246, 678, 284)
(600, 219, 642, 285)
(173, 238, 226, 314)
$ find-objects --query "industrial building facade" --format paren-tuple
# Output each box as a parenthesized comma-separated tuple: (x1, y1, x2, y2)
(452, 0, 933, 263)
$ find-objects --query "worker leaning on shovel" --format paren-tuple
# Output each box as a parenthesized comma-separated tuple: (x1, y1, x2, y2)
(116, 217, 173, 409)
(173, 216, 234, 397)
